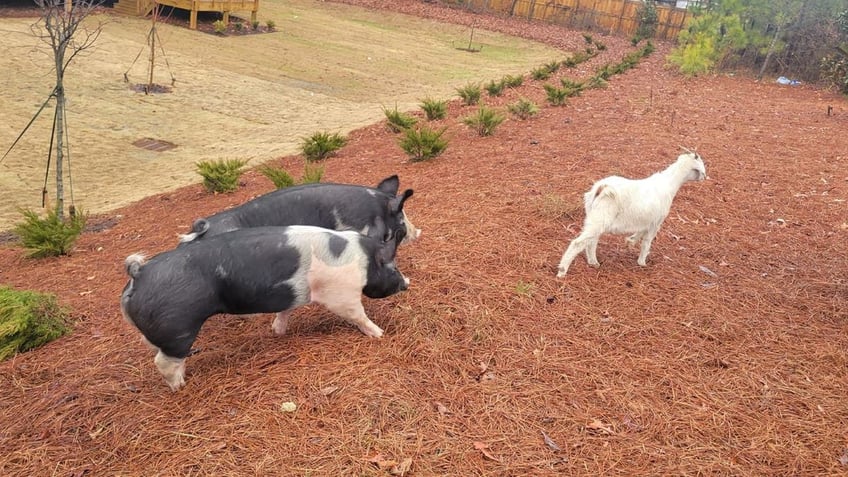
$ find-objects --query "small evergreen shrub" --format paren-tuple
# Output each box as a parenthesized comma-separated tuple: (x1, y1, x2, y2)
(0, 286, 69, 361)
(563, 50, 593, 67)
(398, 125, 448, 162)
(213, 20, 227, 34)
(301, 163, 325, 184)
(234, 21, 243, 32)
(196, 158, 249, 193)
(544, 84, 569, 106)
(258, 164, 295, 189)
(419, 97, 447, 121)
(561, 77, 584, 92)
(456, 82, 482, 105)
(584, 75, 609, 90)
(582, 33, 594, 44)
(507, 98, 539, 119)
(384, 106, 418, 132)
(301, 131, 347, 162)
(252, 20, 260, 30)
(544, 60, 561, 74)
(502, 74, 524, 88)
(484, 79, 506, 97)
(531, 65, 551, 80)
(266, 19, 276, 30)
(14, 208, 87, 258)
(463, 105, 506, 136)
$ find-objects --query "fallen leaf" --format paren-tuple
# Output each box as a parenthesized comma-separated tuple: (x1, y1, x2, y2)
(368, 453, 398, 469)
(586, 419, 615, 435)
(541, 430, 561, 452)
(699, 265, 718, 277)
(319, 385, 339, 396)
(390, 457, 413, 476)
(279, 401, 297, 413)
(473, 441, 500, 461)
(434, 401, 449, 416)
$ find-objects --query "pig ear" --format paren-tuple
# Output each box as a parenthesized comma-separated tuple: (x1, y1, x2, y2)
(367, 216, 388, 242)
(376, 175, 400, 196)
(389, 189, 414, 213)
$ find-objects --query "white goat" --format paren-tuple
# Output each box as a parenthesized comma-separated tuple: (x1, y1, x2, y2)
(556, 151, 706, 276)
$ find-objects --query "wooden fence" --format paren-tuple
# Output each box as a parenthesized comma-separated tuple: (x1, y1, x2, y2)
(453, 0, 691, 41)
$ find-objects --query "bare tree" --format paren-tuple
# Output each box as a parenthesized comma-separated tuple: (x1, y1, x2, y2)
(30, 0, 106, 219)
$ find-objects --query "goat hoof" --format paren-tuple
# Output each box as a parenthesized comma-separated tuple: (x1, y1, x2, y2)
(588, 261, 600, 268)
(556, 268, 567, 278)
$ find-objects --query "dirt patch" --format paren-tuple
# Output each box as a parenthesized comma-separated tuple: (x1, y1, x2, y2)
(1, 0, 848, 476)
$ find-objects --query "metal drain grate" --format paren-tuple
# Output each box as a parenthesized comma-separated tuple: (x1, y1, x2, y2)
(132, 137, 177, 152)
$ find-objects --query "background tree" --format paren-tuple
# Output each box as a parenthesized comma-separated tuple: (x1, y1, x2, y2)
(670, 0, 846, 83)
(30, 0, 106, 219)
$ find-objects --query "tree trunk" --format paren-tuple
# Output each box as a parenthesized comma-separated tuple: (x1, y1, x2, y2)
(54, 45, 66, 219)
(757, 23, 781, 81)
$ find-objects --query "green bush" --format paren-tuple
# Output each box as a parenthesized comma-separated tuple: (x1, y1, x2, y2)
(544, 84, 569, 106)
(14, 208, 87, 258)
(301, 163, 324, 184)
(213, 19, 227, 34)
(196, 158, 249, 193)
(419, 97, 447, 121)
(544, 60, 561, 74)
(383, 106, 418, 132)
(0, 286, 69, 361)
(530, 65, 551, 80)
(582, 33, 594, 44)
(251, 20, 260, 30)
(258, 164, 295, 189)
(234, 21, 243, 31)
(584, 75, 609, 90)
(484, 79, 506, 97)
(563, 50, 593, 67)
(266, 19, 276, 30)
(634, 0, 658, 43)
(502, 74, 524, 88)
(507, 97, 539, 120)
(398, 125, 448, 162)
(456, 82, 482, 105)
(561, 77, 584, 91)
(463, 105, 506, 136)
(301, 131, 347, 162)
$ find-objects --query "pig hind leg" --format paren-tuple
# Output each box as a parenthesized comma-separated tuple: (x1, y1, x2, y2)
(272, 311, 292, 336)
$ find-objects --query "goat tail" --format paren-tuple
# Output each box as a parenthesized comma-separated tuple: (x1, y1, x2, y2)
(124, 253, 147, 278)
(178, 219, 210, 243)
(584, 182, 616, 213)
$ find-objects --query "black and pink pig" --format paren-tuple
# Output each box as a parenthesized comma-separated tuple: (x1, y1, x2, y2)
(121, 218, 408, 391)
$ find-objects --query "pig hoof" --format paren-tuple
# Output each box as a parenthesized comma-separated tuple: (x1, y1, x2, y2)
(361, 324, 384, 338)
(272, 313, 290, 336)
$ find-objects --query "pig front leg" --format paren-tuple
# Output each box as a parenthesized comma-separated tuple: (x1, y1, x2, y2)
(154, 350, 186, 392)
(316, 292, 383, 338)
(272, 311, 292, 336)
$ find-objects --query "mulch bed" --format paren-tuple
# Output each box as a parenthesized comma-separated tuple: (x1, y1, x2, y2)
(2, 0, 848, 475)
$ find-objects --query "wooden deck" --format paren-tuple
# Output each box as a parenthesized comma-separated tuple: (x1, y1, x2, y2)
(113, 0, 260, 29)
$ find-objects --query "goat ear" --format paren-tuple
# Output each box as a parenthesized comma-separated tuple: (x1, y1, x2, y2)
(678, 145, 697, 156)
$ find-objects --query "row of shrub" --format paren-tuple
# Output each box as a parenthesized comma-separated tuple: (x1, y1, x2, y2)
(3, 38, 654, 361)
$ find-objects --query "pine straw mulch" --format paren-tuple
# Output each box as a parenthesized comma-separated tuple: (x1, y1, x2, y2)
(2, 1, 848, 475)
